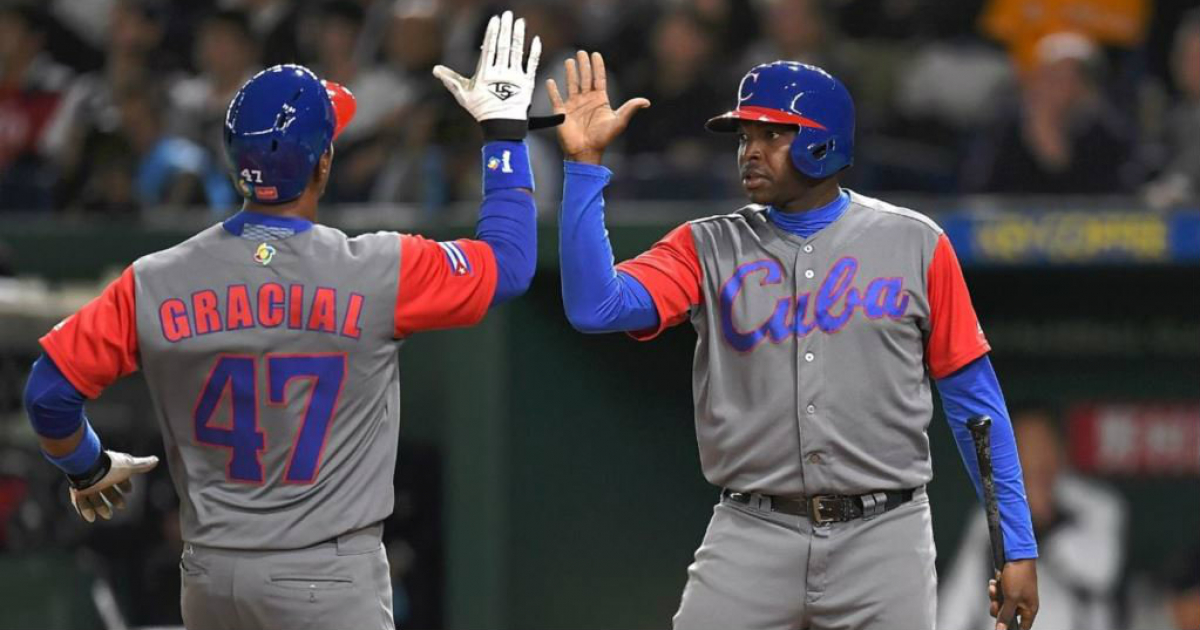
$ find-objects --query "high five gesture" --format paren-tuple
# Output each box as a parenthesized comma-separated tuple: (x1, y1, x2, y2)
(547, 51, 650, 165)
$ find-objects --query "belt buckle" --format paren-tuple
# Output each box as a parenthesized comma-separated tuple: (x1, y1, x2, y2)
(810, 495, 837, 524)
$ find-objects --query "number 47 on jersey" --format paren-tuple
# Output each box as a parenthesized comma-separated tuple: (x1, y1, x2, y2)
(194, 354, 346, 484)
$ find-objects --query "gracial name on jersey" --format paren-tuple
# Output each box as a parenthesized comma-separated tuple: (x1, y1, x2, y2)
(721, 256, 910, 352)
(157, 284, 365, 342)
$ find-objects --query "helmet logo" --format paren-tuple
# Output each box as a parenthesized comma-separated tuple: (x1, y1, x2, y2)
(789, 92, 807, 113)
(488, 82, 520, 101)
(738, 71, 760, 103)
(254, 243, 277, 266)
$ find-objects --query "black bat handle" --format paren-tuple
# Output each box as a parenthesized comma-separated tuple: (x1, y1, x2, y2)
(967, 415, 1019, 629)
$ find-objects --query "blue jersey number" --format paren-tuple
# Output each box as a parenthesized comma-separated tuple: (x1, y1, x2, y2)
(194, 354, 346, 484)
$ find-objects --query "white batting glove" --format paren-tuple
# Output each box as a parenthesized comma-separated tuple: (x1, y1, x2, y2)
(68, 450, 159, 523)
(433, 11, 560, 140)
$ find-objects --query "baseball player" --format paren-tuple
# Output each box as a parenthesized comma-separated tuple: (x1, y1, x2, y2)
(23, 12, 547, 629)
(549, 53, 1041, 630)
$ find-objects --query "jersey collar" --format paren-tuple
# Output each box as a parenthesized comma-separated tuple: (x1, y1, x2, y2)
(223, 210, 315, 237)
(766, 189, 850, 238)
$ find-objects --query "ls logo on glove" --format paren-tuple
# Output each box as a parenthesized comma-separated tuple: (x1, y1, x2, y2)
(489, 82, 520, 100)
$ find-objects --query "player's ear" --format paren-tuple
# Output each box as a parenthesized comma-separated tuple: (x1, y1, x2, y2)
(313, 148, 334, 188)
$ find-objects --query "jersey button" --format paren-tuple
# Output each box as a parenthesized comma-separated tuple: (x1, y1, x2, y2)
(806, 404, 816, 414)
(804, 269, 815, 279)
(804, 352, 815, 362)
(803, 245, 814, 253)
(808, 453, 823, 464)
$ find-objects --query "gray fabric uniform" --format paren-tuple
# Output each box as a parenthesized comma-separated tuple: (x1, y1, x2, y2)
(132, 222, 408, 630)
(621, 191, 988, 630)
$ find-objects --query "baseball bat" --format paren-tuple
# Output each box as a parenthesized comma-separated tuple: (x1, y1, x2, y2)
(967, 415, 1019, 630)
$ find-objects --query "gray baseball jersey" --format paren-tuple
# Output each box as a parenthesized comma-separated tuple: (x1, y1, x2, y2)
(40, 212, 499, 550)
(618, 190, 990, 497)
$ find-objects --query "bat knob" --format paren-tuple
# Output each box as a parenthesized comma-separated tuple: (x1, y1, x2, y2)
(967, 414, 992, 432)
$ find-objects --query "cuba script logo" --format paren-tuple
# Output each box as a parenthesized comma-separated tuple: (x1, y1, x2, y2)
(488, 82, 520, 101)
(720, 257, 910, 352)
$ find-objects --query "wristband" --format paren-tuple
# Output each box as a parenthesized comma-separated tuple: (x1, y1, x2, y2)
(44, 420, 102, 477)
(483, 141, 534, 193)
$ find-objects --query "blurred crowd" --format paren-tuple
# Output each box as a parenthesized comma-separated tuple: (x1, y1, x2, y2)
(0, 0, 1198, 216)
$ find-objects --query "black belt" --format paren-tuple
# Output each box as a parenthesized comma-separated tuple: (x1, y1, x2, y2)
(722, 488, 917, 524)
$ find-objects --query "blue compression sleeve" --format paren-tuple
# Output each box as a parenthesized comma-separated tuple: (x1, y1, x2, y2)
(560, 161, 659, 333)
(479, 141, 537, 305)
(937, 355, 1038, 560)
(25, 354, 103, 475)
(24, 354, 86, 438)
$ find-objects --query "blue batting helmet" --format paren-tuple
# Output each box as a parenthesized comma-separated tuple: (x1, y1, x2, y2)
(706, 61, 854, 179)
(224, 64, 356, 204)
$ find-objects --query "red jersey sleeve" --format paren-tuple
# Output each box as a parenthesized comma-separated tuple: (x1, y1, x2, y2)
(394, 234, 499, 337)
(39, 267, 139, 398)
(925, 234, 990, 378)
(616, 223, 704, 341)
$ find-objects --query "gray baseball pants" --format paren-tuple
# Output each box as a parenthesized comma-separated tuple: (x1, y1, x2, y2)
(674, 488, 938, 630)
(180, 523, 393, 630)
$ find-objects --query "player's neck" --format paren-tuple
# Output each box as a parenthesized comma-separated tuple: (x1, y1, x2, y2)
(244, 198, 318, 223)
(777, 179, 841, 214)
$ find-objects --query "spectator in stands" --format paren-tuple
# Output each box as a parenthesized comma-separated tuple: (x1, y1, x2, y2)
(938, 408, 1127, 630)
(739, 0, 838, 75)
(346, 0, 452, 205)
(621, 8, 731, 199)
(168, 10, 259, 169)
(311, 0, 410, 201)
(828, 0, 985, 41)
(1144, 10, 1200, 209)
(434, 0, 491, 74)
(66, 83, 234, 214)
(46, 0, 168, 213)
(524, 1, 581, 120)
(121, 85, 234, 211)
(0, 5, 73, 211)
(980, 0, 1150, 74)
(230, 0, 301, 68)
(963, 32, 1134, 194)
(684, 0, 759, 65)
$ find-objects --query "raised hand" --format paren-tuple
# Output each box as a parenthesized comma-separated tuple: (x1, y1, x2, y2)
(432, 11, 545, 140)
(546, 50, 650, 165)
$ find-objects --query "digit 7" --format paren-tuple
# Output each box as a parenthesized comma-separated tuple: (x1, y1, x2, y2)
(268, 354, 347, 484)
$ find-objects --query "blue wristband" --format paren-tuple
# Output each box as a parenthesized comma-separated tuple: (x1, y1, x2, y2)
(44, 420, 102, 476)
(482, 141, 533, 194)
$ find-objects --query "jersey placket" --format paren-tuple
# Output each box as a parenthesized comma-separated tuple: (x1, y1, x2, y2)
(749, 210, 814, 496)
(791, 235, 830, 497)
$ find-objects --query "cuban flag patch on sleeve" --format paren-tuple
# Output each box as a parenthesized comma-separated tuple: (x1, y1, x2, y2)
(438, 241, 472, 276)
